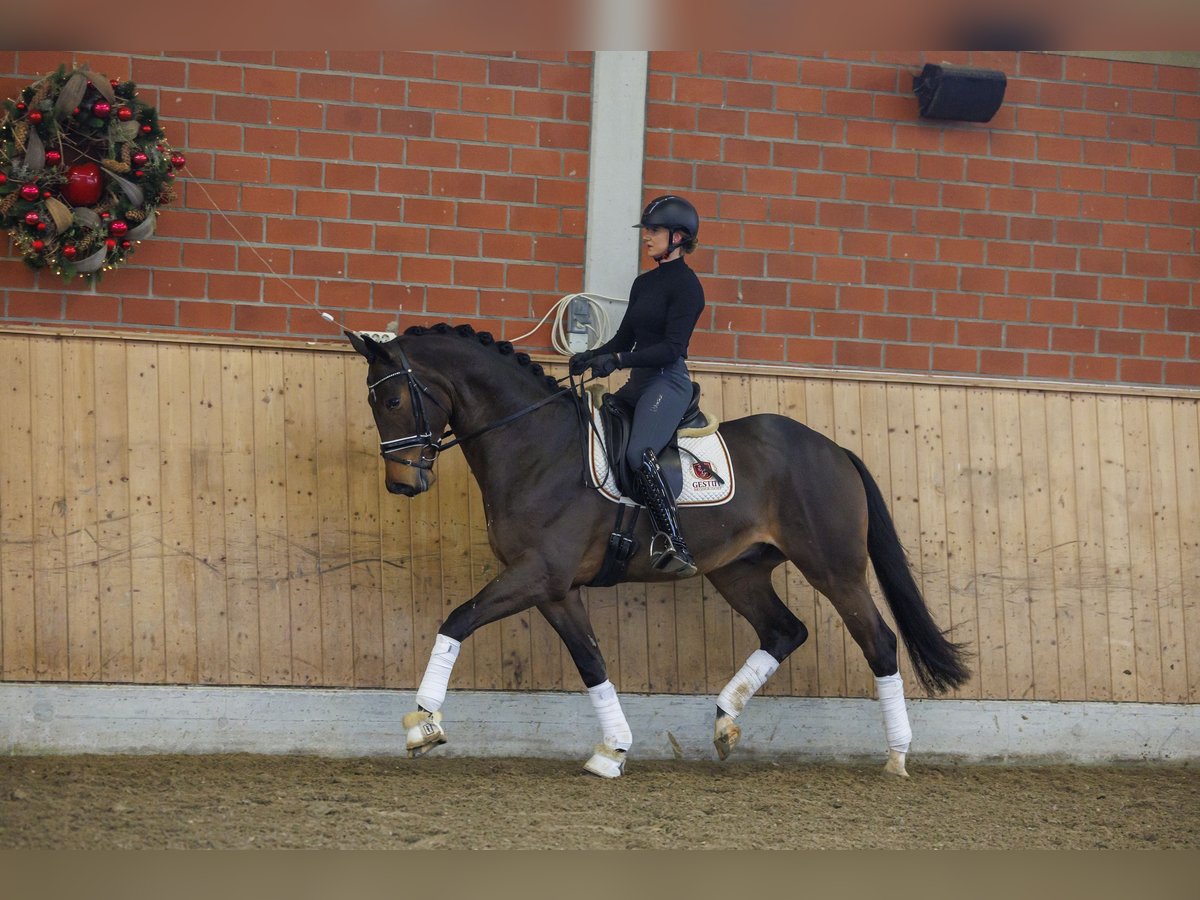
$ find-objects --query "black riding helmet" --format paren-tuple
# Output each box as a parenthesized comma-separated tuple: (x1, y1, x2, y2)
(633, 195, 700, 243)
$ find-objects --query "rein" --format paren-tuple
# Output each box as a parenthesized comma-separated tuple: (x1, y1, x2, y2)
(370, 343, 573, 469)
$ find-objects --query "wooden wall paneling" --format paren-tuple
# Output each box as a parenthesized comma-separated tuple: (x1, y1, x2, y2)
(1071, 394, 1111, 700)
(282, 352, 322, 685)
(125, 342, 165, 683)
(885, 383, 924, 696)
(250, 350, 292, 684)
(93, 341, 133, 682)
(697, 370, 731, 694)
(912, 384, 953, 700)
(369, 381, 415, 692)
(967, 388, 1007, 699)
(157, 343, 198, 683)
(220, 347, 261, 684)
(804, 378, 845, 697)
(1173, 400, 1200, 703)
(1046, 393, 1085, 699)
(834, 379, 873, 698)
(62, 338, 101, 681)
(1096, 396, 1136, 701)
(938, 385, 981, 700)
(1018, 391, 1060, 701)
(344, 361, 385, 688)
(189, 345, 230, 684)
(777, 375, 818, 696)
(0, 336, 35, 679)
(312, 354, 354, 685)
(1148, 399, 1188, 703)
(30, 339, 68, 680)
(1122, 396, 1164, 702)
(993, 389, 1033, 700)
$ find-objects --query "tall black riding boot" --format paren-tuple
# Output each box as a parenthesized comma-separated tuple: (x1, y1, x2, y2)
(635, 448, 697, 578)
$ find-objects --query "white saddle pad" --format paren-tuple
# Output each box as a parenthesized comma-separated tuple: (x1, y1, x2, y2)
(586, 405, 736, 507)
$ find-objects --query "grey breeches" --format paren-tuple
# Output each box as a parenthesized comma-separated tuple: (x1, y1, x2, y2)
(612, 358, 693, 498)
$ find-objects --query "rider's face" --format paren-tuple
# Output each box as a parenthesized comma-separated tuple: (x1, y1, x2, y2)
(641, 225, 672, 259)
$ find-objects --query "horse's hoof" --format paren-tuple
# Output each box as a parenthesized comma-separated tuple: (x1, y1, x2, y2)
(713, 715, 741, 761)
(403, 710, 447, 757)
(884, 748, 909, 778)
(582, 745, 626, 779)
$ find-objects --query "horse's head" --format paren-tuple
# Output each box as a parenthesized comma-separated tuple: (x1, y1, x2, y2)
(347, 330, 450, 497)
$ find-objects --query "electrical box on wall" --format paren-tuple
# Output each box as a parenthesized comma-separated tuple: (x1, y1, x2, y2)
(913, 63, 1007, 122)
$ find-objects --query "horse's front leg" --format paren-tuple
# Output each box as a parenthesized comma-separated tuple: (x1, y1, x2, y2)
(403, 553, 573, 758)
(537, 590, 631, 778)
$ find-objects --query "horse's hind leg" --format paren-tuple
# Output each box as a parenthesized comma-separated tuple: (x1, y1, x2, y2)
(705, 552, 809, 760)
(537, 590, 632, 778)
(809, 569, 911, 777)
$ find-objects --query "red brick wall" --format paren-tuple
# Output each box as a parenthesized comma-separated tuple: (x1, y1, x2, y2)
(647, 51, 1199, 386)
(0, 51, 593, 342)
(1, 50, 1197, 386)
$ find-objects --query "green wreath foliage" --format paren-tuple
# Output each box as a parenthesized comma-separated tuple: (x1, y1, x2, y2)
(0, 64, 183, 282)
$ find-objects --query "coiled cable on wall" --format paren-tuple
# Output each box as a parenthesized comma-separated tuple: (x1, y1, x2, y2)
(508, 293, 618, 355)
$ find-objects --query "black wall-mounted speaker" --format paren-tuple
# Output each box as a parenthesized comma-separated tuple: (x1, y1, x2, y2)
(913, 64, 1007, 123)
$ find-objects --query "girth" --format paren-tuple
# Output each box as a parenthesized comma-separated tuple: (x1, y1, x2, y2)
(598, 382, 708, 499)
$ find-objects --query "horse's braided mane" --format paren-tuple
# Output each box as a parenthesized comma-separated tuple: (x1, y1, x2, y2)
(403, 322, 560, 392)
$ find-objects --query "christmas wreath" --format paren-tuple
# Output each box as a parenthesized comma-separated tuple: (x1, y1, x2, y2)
(0, 64, 184, 281)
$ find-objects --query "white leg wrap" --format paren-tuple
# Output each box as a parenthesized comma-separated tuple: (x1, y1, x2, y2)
(875, 671, 913, 754)
(415, 634, 461, 713)
(587, 680, 632, 751)
(716, 649, 780, 718)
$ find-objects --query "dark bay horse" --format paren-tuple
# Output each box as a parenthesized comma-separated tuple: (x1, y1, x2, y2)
(348, 323, 970, 778)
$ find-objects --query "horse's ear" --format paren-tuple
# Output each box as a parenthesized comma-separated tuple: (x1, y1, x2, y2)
(345, 329, 380, 362)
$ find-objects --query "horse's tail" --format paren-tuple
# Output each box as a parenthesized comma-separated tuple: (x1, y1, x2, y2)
(843, 449, 972, 694)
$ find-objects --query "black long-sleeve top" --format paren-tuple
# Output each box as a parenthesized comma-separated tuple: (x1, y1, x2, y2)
(594, 257, 705, 369)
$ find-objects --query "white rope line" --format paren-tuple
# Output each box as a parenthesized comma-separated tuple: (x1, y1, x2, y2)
(183, 166, 348, 333)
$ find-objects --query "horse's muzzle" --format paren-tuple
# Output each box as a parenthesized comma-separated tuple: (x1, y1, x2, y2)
(385, 462, 431, 496)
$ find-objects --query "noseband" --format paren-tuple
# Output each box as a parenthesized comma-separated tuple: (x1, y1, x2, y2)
(368, 344, 571, 470)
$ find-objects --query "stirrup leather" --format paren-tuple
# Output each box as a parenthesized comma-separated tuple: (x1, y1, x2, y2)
(636, 448, 697, 577)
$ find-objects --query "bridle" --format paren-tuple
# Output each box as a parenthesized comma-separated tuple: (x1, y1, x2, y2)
(368, 343, 571, 470)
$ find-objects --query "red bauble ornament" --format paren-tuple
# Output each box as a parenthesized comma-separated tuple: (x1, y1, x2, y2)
(0, 173, 6, 184)
(42, 190, 51, 199)
(44, 150, 62, 165)
(170, 153, 186, 169)
(117, 106, 133, 121)
(24, 211, 40, 225)
(32, 239, 44, 251)
(109, 220, 129, 237)
(63, 246, 77, 259)
(105, 238, 116, 249)
(92, 100, 111, 118)
(133, 170, 145, 178)
(19, 183, 41, 201)
(141, 124, 152, 134)
(110, 78, 119, 87)
(121, 240, 131, 249)
(36, 223, 46, 231)
(63, 163, 104, 206)
(28, 110, 42, 123)
(131, 151, 148, 167)
(100, 211, 111, 219)
(15, 101, 25, 111)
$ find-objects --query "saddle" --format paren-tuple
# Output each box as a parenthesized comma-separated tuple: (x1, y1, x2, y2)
(593, 382, 712, 500)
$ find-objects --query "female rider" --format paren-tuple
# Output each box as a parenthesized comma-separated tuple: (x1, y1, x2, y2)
(569, 195, 705, 577)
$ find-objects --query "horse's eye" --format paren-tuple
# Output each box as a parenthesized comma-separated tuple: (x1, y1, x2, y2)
(386, 397, 402, 410)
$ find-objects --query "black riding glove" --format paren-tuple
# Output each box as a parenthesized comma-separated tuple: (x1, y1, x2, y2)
(589, 353, 623, 378)
(568, 351, 595, 376)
